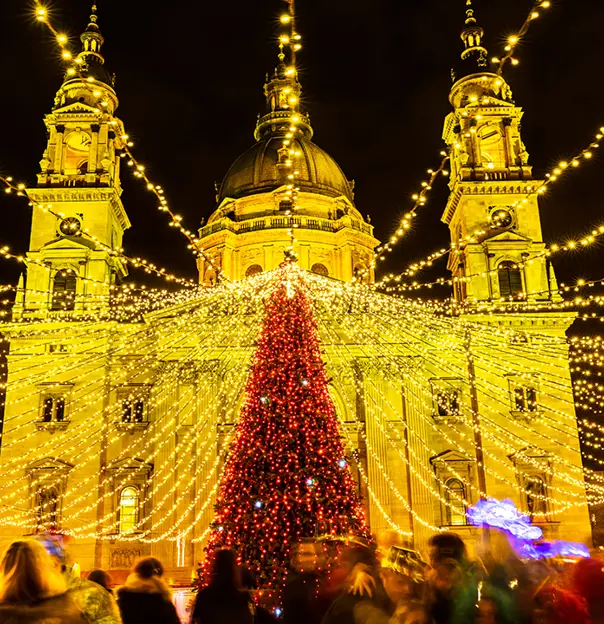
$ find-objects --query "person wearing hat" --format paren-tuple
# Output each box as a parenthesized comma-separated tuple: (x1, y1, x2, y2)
(321, 546, 426, 624)
(425, 533, 479, 624)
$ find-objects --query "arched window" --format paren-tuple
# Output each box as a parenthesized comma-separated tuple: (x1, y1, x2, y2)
(77, 160, 88, 175)
(51, 270, 77, 311)
(445, 479, 467, 526)
(498, 261, 523, 299)
(311, 263, 329, 277)
(479, 125, 506, 169)
(526, 476, 547, 516)
(245, 264, 263, 278)
(118, 486, 140, 534)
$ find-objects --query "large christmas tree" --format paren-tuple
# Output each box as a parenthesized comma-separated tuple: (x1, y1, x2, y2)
(204, 263, 369, 590)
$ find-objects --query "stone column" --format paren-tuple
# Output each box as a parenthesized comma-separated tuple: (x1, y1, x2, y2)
(54, 125, 65, 172)
(89, 124, 100, 173)
(502, 118, 514, 166)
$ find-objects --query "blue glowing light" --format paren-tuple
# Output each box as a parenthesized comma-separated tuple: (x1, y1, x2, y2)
(513, 538, 590, 560)
(467, 498, 543, 540)
(254, 501, 263, 509)
(306, 478, 314, 486)
(274, 607, 283, 617)
(468, 499, 589, 561)
(338, 459, 347, 468)
(301, 379, 309, 387)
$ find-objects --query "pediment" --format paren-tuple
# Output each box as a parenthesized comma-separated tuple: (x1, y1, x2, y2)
(106, 457, 153, 474)
(51, 102, 100, 116)
(42, 236, 96, 251)
(485, 229, 533, 244)
(26, 457, 74, 471)
(430, 449, 474, 466)
(508, 446, 551, 463)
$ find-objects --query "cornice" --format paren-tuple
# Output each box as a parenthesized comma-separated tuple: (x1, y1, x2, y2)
(442, 179, 543, 224)
(27, 187, 131, 231)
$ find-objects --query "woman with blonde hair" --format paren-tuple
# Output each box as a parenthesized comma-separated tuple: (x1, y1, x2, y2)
(0, 538, 84, 623)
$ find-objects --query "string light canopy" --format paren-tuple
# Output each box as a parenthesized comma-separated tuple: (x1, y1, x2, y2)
(0, 0, 599, 563)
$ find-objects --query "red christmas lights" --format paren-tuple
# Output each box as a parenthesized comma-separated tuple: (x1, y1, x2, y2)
(203, 263, 369, 591)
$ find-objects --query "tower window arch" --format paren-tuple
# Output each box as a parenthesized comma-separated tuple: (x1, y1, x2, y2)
(51, 270, 77, 311)
(445, 479, 467, 526)
(118, 486, 140, 534)
(479, 125, 506, 169)
(498, 261, 523, 299)
(245, 264, 263, 278)
(311, 263, 329, 277)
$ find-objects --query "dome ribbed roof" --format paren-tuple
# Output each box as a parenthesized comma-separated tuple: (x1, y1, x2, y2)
(218, 135, 354, 203)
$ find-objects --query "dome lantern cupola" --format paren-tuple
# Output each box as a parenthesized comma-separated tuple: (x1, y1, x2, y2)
(459, 0, 488, 73)
(80, 4, 105, 61)
(59, 2, 115, 97)
(199, 0, 379, 284)
(217, 0, 355, 204)
(255, 1, 312, 142)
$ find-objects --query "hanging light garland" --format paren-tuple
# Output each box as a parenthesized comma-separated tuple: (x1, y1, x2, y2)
(492, 0, 552, 74)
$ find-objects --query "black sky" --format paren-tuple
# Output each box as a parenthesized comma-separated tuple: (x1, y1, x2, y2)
(0, 0, 603, 292)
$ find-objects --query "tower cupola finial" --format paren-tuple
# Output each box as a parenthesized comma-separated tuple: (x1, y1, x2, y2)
(254, 0, 313, 141)
(460, 0, 488, 70)
(79, 2, 105, 64)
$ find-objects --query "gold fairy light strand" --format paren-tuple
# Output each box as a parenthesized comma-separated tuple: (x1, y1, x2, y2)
(492, 0, 552, 74)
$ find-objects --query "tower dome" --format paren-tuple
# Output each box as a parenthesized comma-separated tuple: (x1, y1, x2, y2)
(197, 0, 378, 284)
(218, 135, 354, 203)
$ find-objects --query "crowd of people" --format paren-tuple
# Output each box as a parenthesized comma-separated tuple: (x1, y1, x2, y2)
(0, 531, 601, 624)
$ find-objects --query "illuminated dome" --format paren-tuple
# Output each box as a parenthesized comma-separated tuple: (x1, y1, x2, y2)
(218, 135, 354, 203)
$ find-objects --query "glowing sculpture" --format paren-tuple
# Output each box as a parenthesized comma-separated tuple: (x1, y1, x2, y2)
(467, 498, 590, 560)
(467, 498, 543, 540)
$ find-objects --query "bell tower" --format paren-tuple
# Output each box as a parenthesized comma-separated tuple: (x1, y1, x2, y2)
(16, 5, 130, 317)
(441, 1, 558, 304)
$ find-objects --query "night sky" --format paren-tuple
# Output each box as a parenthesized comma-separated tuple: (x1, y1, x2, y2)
(0, 0, 602, 293)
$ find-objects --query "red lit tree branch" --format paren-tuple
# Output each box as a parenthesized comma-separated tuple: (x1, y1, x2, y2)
(203, 263, 369, 590)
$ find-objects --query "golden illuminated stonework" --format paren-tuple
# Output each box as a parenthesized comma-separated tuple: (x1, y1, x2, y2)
(0, 1, 593, 579)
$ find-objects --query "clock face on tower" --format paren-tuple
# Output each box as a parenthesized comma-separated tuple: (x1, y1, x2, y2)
(59, 217, 82, 236)
(65, 131, 91, 153)
(489, 208, 514, 229)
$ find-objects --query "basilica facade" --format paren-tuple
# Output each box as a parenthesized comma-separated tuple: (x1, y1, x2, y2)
(0, 4, 592, 576)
